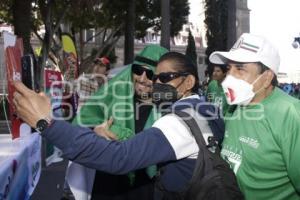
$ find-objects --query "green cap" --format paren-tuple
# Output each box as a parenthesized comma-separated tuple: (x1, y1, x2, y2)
(133, 45, 168, 71)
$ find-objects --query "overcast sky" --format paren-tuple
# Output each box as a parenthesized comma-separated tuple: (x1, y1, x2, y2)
(248, 0, 300, 73)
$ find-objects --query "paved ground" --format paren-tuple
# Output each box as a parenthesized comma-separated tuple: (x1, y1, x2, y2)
(31, 159, 68, 200)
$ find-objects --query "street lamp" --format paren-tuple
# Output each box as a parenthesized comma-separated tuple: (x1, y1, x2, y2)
(292, 36, 300, 48)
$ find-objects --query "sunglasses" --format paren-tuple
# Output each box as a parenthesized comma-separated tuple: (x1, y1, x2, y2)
(132, 64, 154, 79)
(152, 72, 189, 83)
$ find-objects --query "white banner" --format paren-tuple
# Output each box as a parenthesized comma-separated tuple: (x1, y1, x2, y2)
(0, 133, 41, 200)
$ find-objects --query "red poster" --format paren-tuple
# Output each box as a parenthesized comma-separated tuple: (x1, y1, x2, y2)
(44, 69, 64, 119)
(44, 70, 62, 89)
(5, 38, 23, 139)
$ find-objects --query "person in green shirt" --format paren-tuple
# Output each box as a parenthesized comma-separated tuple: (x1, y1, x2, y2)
(206, 64, 229, 116)
(209, 33, 300, 200)
(68, 45, 168, 200)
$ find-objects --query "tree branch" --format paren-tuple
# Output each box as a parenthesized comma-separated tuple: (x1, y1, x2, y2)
(102, 28, 107, 45)
(32, 29, 44, 42)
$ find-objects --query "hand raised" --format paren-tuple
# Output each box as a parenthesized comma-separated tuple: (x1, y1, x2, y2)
(13, 81, 51, 128)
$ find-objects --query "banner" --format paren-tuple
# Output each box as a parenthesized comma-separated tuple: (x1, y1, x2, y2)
(0, 133, 41, 200)
(61, 33, 79, 119)
(44, 69, 64, 165)
(44, 69, 63, 117)
(4, 32, 23, 139)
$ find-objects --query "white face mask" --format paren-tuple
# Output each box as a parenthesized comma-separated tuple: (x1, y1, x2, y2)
(221, 75, 262, 106)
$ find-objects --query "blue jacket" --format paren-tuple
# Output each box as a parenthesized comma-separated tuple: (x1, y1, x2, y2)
(42, 95, 224, 192)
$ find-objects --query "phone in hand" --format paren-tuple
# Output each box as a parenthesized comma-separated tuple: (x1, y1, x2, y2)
(21, 54, 35, 90)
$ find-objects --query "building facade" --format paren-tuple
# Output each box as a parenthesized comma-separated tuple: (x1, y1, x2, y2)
(236, 0, 250, 39)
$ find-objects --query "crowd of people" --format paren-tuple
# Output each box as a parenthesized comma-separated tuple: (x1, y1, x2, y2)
(12, 33, 300, 200)
(278, 82, 300, 99)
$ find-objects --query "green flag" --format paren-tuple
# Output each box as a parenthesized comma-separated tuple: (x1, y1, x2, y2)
(73, 45, 168, 140)
(72, 45, 168, 181)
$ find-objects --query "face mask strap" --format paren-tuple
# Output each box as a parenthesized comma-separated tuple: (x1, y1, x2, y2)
(251, 74, 266, 96)
(175, 76, 186, 89)
(251, 73, 264, 86)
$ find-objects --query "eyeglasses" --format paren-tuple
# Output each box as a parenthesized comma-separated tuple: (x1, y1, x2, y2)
(152, 72, 189, 83)
(132, 64, 154, 79)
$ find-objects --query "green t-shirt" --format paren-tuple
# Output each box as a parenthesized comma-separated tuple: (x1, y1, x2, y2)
(221, 87, 300, 200)
(206, 80, 229, 115)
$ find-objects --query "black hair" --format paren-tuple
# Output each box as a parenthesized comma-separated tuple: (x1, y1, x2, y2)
(93, 58, 111, 71)
(229, 61, 278, 87)
(257, 62, 278, 86)
(214, 64, 228, 74)
(158, 52, 199, 93)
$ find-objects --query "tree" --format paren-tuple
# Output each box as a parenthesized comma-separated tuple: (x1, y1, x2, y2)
(0, 0, 190, 72)
(204, 0, 228, 76)
(124, 0, 135, 64)
(135, 0, 189, 39)
(160, 0, 170, 50)
(0, 0, 13, 24)
(169, 0, 189, 37)
(67, 0, 126, 70)
(85, 0, 189, 63)
(3, 0, 33, 54)
(227, 0, 236, 49)
(185, 30, 197, 66)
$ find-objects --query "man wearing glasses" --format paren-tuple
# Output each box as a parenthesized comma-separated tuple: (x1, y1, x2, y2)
(13, 52, 226, 200)
(70, 44, 168, 200)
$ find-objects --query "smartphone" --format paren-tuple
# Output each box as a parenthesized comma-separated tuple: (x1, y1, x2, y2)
(21, 54, 35, 90)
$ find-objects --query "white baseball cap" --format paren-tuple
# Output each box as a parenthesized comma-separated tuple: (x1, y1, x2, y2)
(209, 33, 280, 75)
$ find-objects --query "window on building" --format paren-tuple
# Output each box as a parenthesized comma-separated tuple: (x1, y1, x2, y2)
(146, 32, 151, 42)
(182, 36, 187, 44)
(152, 33, 158, 42)
(85, 28, 95, 43)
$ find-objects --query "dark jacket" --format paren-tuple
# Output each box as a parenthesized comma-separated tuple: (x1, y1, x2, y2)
(42, 95, 224, 195)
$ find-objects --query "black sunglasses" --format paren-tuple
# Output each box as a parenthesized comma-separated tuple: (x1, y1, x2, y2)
(152, 72, 189, 83)
(132, 64, 154, 79)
